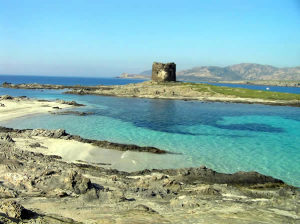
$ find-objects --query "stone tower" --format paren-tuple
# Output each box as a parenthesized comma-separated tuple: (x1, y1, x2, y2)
(152, 62, 176, 82)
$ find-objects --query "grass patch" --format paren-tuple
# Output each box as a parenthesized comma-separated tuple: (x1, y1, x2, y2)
(181, 82, 300, 101)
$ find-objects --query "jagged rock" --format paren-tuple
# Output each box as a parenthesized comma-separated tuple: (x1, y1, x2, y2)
(65, 171, 92, 194)
(0, 186, 18, 198)
(55, 100, 84, 106)
(198, 186, 221, 196)
(152, 62, 176, 82)
(0, 126, 298, 223)
(1, 134, 15, 143)
(30, 129, 67, 138)
(145, 167, 285, 186)
(0, 201, 33, 219)
(0, 95, 13, 100)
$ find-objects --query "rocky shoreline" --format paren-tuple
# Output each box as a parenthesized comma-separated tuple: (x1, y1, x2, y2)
(2, 81, 300, 107)
(0, 127, 299, 223)
(0, 126, 171, 154)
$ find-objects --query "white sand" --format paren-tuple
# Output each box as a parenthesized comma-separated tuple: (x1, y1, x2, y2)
(0, 98, 73, 122)
(14, 136, 183, 172)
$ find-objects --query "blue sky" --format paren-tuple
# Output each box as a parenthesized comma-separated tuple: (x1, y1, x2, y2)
(0, 0, 299, 77)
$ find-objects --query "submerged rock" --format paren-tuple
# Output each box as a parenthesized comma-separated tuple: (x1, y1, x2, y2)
(51, 110, 94, 116)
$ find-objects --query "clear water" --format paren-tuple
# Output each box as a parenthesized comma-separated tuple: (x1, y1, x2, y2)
(0, 76, 299, 187)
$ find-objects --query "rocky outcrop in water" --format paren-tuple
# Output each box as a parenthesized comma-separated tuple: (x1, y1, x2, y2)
(152, 62, 176, 82)
(50, 110, 94, 116)
(55, 99, 85, 106)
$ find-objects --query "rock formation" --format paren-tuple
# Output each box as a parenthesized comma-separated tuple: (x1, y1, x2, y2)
(152, 62, 176, 82)
(0, 126, 299, 223)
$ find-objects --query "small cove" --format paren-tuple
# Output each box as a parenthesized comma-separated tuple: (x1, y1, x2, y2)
(0, 76, 300, 187)
(0, 84, 299, 187)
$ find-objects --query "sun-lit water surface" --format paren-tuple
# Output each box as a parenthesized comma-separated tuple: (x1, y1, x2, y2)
(0, 84, 299, 187)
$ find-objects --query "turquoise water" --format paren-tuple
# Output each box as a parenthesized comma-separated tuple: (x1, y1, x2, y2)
(0, 86, 299, 187)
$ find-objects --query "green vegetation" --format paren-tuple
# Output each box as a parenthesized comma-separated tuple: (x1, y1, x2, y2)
(181, 83, 300, 101)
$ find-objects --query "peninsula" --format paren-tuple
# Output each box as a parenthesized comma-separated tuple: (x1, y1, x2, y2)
(3, 81, 300, 107)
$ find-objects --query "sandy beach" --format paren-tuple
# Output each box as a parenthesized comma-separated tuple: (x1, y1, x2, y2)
(0, 95, 79, 122)
(13, 135, 184, 172)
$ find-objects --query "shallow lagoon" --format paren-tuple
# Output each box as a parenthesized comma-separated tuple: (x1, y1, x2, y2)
(1, 86, 299, 187)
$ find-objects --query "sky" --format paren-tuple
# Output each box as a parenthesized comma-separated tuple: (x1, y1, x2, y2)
(0, 0, 300, 77)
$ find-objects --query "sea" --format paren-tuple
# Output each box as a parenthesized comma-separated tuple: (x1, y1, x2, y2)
(0, 75, 299, 187)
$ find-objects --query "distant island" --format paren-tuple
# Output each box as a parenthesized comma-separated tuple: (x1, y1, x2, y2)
(118, 63, 300, 85)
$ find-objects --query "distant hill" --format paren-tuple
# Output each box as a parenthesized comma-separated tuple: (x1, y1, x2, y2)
(117, 72, 150, 79)
(178, 63, 300, 81)
(139, 70, 152, 76)
(119, 63, 300, 81)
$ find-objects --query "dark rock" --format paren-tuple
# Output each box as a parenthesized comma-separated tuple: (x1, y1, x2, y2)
(1, 95, 13, 100)
(51, 111, 94, 116)
(53, 129, 67, 138)
(29, 142, 41, 148)
(0, 201, 34, 219)
(2, 134, 15, 143)
(119, 196, 136, 202)
(133, 167, 284, 186)
(152, 62, 176, 82)
(56, 100, 85, 106)
(30, 129, 67, 138)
